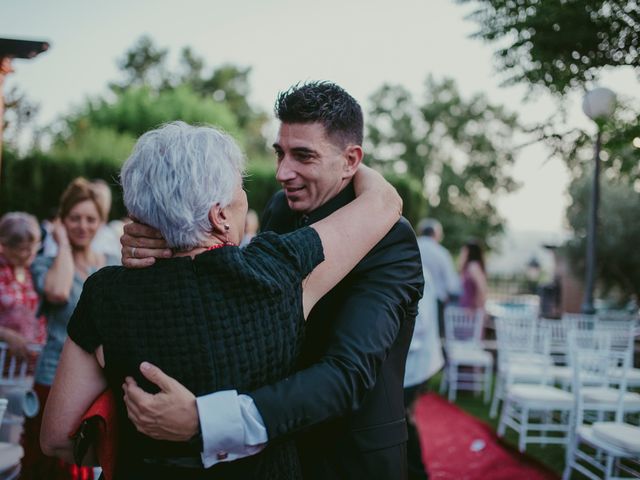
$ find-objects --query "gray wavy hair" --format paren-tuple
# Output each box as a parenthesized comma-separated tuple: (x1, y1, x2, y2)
(120, 122, 246, 251)
(0, 212, 40, 248)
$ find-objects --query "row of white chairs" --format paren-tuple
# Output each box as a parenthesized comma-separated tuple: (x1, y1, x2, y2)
(437, 308, 640, 479)
(564, 344, 640, 480)
(488, 316, 639, 480)
(491, 313, 640, 418)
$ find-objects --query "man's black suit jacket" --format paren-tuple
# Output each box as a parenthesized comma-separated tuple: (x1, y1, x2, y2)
(249, 184, 424, 479)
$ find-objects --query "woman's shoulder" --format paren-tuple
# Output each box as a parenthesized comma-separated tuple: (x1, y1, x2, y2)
(244, 228, 321, 255)
(242, 227, 323, 272)
(467, 261, 485, 277)
(85, 264, 124, 288)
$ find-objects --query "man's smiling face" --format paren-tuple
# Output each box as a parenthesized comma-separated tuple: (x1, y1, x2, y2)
(273, 122, 350, 214)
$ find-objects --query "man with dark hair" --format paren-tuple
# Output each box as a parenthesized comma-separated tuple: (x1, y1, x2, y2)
(275, 81, 364, 145)
(120, 81, 424, 479)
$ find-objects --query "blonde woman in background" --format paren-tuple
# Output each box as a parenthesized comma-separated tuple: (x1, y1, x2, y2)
(21, 178, 118, 480)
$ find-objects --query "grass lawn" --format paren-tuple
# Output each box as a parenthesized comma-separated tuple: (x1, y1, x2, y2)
(425, 373, 568, 477)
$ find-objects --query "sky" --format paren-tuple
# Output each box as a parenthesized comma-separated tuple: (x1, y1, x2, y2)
(3, 0, 638, 238)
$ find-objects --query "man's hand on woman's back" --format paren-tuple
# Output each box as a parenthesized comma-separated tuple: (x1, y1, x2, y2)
(120, 221, 172, 268)
(123, 362, 199, 441)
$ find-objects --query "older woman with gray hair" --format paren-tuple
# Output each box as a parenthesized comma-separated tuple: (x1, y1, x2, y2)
(0, 212, 45, 357)
(41, 121, 401, 479)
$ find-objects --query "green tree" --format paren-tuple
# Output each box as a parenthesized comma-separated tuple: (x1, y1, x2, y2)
(52, 86, 243, 166)
(1, 37, 274, 221)
(565, 175, 640, 303)
(112, 35, 171, 92)
(366, 76, 520, 251)
(52, 36, 272, 165)
(113, 37, 270, 159)
(459, 0, 640, 302)
(2, 86, 40, 150)
(459, 0, 640, 180)
(459, 0, 640, 95)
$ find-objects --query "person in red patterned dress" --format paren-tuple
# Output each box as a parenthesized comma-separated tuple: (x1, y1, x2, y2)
(0, 212, 46, 356)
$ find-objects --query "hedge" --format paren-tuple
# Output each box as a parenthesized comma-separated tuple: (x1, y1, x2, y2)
(1, 150, 426, 229)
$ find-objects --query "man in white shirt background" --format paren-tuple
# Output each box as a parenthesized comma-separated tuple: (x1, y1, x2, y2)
(416, 219, 460, 336)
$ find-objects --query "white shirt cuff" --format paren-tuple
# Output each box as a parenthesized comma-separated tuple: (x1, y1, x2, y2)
(197, 390, 267, 468)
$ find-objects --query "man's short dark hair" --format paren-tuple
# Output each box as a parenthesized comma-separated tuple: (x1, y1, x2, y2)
(422, 226, 436, 237)
(275, 81, 363, 148)
(417, 218, 441, 238)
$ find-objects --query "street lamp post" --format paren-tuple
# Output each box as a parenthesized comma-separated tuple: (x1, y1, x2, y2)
(580, 87, 616, 314)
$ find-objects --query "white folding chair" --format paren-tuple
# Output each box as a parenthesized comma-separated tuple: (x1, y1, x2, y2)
(595, 321, 640, 390)
(0, 396, 21, 480)
(0, 342, 42, 443)
(538, 318, 578, 390)
(563, 346, 640, 480)
(0, 340, 42, 479)
(563, 313, 599, 332)
(490, 315, 546, 418)
(496, 320, 574, 452)
(439, 306, 493, 403)
(568, 330, 640, 426)
(598, 311, 639, 324)
(541, 318, 569, 365)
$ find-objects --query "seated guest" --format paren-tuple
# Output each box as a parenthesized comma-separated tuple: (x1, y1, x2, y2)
(22, 178, 119, 480)
(40, 121, 401, 479)
(0, 212, 45, 357)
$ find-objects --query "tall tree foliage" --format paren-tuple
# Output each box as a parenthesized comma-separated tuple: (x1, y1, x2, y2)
(54, 36, 269, 164)
(0, 36, 276, 220)
(459, 0, 640, 301)
(459, 0, 640, 183)
(2, 86, 40, 150)
(366, 77, 520, 251)
(460, 0, 640, 94)
(113, 35, 171, 91)
(565, 176, 640, 302)
(539, 98, 640, 182)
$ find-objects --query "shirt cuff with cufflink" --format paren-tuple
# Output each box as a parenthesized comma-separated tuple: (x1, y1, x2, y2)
(197, 389, 268, 468)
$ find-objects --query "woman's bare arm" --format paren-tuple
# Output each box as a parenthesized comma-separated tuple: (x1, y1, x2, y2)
(468, 262, 487, 309)
(40, 338, 107, 463)
(302, 165, 401, 317)
(43, 220, 74, 303)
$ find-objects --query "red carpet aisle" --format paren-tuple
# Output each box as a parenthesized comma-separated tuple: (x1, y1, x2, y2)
(413, 393, 559, 480)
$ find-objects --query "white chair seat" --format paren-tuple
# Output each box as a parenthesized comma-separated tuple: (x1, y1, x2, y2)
(576, 425, 637, 459)
(508, 384, 574, 407)
(550, 365, 572, 381)
(0, 442, 23, 472)
(582, 387, 640, 408)
(448, 346, 493, 366)
(610, 367, 640, 387)
(505, 364, 548, 382)
(591, 422, 640, 453)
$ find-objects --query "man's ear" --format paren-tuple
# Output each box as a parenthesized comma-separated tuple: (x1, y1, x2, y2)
(208, 203, 228, 234)
(342, 145, 363, 180)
